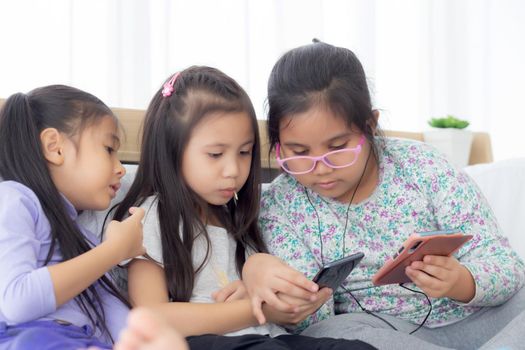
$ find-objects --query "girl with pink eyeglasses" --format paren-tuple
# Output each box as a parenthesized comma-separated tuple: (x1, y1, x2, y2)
(242, 40, 525, 350)
(112, 66, 375, 350)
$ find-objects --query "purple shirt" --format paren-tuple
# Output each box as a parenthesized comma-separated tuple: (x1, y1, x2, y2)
(0, 181, 128, 343)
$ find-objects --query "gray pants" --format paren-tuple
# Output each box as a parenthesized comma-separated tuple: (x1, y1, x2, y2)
(301, 287, 525, 350)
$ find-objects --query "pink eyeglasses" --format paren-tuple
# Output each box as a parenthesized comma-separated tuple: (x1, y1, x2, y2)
(276, 135, 365, 175)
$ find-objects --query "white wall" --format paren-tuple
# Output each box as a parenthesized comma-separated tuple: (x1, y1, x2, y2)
(0, 0, 523, 160)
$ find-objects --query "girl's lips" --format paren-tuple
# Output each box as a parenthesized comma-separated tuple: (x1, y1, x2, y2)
(109, 183, 121, 197)
(219, 188, 236, 198)
(317, 181, 337, 190)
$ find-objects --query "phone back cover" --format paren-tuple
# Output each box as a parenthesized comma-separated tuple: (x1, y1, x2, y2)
(372, 234, 472, 285)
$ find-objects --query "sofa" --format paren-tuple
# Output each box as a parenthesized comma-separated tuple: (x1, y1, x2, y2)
(463, 158, 525, 259)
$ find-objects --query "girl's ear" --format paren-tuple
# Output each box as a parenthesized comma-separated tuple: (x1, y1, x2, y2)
(40, 128, 65, 165)
(369, 110, 380, 135)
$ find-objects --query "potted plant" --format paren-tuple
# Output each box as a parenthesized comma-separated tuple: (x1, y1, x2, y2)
(423, 115, 473, 168)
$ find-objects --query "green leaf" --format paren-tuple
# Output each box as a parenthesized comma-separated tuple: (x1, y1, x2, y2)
(427, 115, 469, 129)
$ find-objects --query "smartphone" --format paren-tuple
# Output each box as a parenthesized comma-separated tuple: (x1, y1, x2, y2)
(372, 229, 473, 286)
(312, 252, 365, 290)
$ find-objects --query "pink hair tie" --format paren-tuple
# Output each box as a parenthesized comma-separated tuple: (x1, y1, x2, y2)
(162, 72, 181, 97)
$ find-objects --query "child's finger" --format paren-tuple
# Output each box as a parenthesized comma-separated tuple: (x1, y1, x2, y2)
(423, 255, 455, 269)
(280, 287, 331, 308)
(301, 289, 333, 315)
(411, 261, 446, 281)
(318, 287, 333, 300)
(405, 266, 423, 288)
(272, 277, 318, 301)
(116, 327, 143, 350)
(224, 288, 244, 302)
(276, 269, 319, 293)
(127, 207, 145, 221)
(261, 291, 297, 313)
(406, 266, 438, 290)
(251, 296, 266, 324)
(212, 285, 234, 302)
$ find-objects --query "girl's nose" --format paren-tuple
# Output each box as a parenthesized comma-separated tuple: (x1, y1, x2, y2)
(116, 160, 126, 178)
(312, 158, 333, 176)
(224, 158, 240, 178)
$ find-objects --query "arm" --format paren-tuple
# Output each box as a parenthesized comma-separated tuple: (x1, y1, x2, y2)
(127, 258, 259, 336)
(0, 187, 56, 323)
(249, 181, 335, 331)
(0, 185, 142, 323)
(48, 207, 145, 306)
(242, 253, 321, 322)
(412, 147, 525, 305)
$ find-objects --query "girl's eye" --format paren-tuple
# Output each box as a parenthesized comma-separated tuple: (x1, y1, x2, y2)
(240, 150, 252, 156)
(106, 146, 115, 154)
(208, 153, 222, 159)
(292, 150, 308, 156)
(330, 144, 347, 150)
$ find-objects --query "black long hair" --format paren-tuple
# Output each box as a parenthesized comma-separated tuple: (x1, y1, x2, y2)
(267, 40, 382, 156)
(112, 66, 267, 302)
(0, 85, 130, 342)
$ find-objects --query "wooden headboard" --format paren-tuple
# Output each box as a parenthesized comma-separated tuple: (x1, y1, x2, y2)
(0, 99, 493, 167)
(107, 107, 495, 167)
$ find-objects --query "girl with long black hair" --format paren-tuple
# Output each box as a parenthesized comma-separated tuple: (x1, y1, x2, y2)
(0, 85, 144, 349)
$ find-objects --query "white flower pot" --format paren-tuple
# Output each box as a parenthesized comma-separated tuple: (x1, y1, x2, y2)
(423, 129, 473, 168)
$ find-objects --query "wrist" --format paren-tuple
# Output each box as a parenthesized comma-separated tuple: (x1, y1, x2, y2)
(98, 238, 125, 266)
(239, 298, 261, 327)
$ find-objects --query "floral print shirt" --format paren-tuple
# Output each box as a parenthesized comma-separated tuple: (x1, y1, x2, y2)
(260, 138, 524, 332)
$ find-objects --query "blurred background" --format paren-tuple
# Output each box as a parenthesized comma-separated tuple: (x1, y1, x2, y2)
(0, 0, 523, 160)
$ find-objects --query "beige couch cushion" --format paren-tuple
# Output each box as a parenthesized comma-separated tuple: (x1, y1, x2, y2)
(0, 99, 493, 167)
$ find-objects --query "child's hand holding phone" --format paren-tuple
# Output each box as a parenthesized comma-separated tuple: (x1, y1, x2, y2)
(242, 253, 320, 325)
(262, 289, 333, 326)
(372, 229, 476, 302)
(406, 254, 476, 302)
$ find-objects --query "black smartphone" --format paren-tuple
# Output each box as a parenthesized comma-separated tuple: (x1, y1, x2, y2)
(312, 252, 365, 290)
